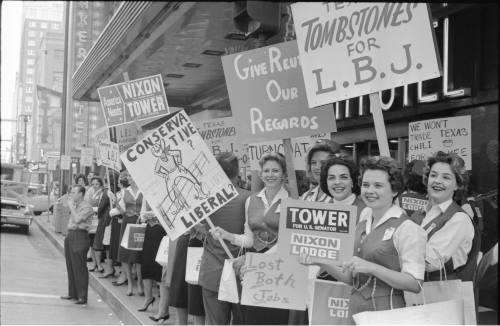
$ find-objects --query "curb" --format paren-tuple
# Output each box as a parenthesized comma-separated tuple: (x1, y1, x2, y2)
(34, 217, 143, 325)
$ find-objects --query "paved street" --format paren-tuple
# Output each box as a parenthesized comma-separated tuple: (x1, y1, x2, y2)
(1, 218, 122, 325)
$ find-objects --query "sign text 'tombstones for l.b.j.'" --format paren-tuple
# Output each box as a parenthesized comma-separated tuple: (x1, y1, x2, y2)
(291, 3, 441, 108)
(120, 110, 238, 240)
(98, 74, 170, 127)
(221, 40, 336, 143)
(277, 198, 357, 265)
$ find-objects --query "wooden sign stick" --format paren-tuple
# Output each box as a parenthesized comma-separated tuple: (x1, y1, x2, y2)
(369, 93, 391, 157)
(205, 216, 235, 260)
(283, 138, 299, 199)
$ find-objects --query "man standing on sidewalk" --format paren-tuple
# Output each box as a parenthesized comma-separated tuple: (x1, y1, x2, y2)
(60, 185, 94, 305)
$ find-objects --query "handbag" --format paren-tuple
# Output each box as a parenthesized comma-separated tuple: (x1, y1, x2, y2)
(309, 280, 353, 325)
(404, 254, 477, 324)
(88, 213, 98, 234)
(352, 299, 464, 325)
(120, 223, 146, 251)
(155, 236, 170, 266)
(102, 225, 111, 246)
(217, 259, 239, 303)
(185, 246, 204, 285)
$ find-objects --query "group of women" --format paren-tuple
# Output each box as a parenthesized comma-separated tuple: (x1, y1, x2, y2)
(70, 137, 479, 325)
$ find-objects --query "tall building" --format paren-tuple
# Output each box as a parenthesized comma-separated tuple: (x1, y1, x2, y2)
(16, 2, 63, 162)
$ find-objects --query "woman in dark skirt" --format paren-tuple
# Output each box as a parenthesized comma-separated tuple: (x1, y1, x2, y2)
(137, 201, 167, 312)
(89, 177, 110, 273)
(108, 177, 127, 282)
(169, 231, 205, 325)
(116, 170, 144, 296)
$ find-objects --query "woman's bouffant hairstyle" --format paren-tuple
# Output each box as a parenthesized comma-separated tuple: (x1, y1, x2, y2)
(74, 173, 88, 186)
(404, 159, 427, 194)
(320, 156, 360, 196)
(358, 156, 405, 197)
(423, 151, 469, 190)
(216, 152, 239, 179)
(259, 152, 287, 175)
(305, 139, 341, 176)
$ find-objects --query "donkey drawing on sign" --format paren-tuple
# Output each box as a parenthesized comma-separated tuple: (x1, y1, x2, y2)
(152, 139, 208, 215)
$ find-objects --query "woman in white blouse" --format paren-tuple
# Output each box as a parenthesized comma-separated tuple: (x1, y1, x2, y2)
(299, 156, 426, 322)
(211, 152, 290, 325)
(410, 151, 478, 281)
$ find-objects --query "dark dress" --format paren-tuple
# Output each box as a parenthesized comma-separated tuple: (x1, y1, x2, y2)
(169, 233, 205, 316)
(109, 215, 122, 262)
(141, 223, 166, 282)
(117, 188, 143, 264)
(92, 190, 110, 251)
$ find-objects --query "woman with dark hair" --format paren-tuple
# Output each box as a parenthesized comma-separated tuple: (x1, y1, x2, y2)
(319, 155, 366, 223)
(410, 151, 479, 281)
(88, 177, 110, 274)
(397, 159, 428, 216)
(301, 140, 340, 202)
(299, 156, 426, 323)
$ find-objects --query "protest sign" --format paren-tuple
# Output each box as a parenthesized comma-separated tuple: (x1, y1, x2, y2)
(120, 110, 239, 240)
(291, 3, 441, 108)
(60, 155, 71, 170)
(409, 115, 471, 169)
(98, 74, 170, 127)
(222, 40, 336, 143)
(114, 124, 139, 153)
(80, 147, 94, 167)
(193, 117, 248, 166)
(248, 134, 329, 171)
(240, 252, 308, 310)
(277, 198, 356, 265)
(399, 193, 428, 215)
(47, 156, 58, 171)
(95, 140, 120, 171)
(310, 280, 353, 325)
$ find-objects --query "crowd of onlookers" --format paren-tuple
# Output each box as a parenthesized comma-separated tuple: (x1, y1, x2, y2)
(57, 139, 494, 324)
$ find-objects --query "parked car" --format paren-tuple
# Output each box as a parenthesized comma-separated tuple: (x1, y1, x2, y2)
(26, 184, 55, 215)
(1, 182, 34, 234)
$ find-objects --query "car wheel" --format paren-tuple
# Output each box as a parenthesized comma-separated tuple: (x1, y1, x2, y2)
(20, 225, 29, 234)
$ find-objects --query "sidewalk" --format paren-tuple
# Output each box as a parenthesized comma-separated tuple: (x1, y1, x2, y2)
(34, 214, 178, 325)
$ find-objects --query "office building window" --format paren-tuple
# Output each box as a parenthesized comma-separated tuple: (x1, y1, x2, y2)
(27, 49, 35, 56)
(28, 21, 37, 28)
(25, 76, 33, 84)
(40, 22, 48, 29)
(51, 23, 60, 30)
(25, 86, 33, 93)
(25, 96, 33, 103)
(27, 40, 36, 46)
(25, 104, 32, 112)
(26, 68, 34, 74)
(27, 58, 35, 66)
(28, 30, 36, 37)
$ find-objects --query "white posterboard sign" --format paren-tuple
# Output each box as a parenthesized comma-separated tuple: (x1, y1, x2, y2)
(240, 252, 308, 310)
(60, 155, 71, 170)
(47, 156, 58, 171)
(277, 198, 357, 265)
(310, 280, 353, 325)
(95, 140, 121, 171)
(291, 3, 441, 108)
(120, 110, 239, 240)
(80, 147, 94, 167)
(408, 115, 471, 169)
(248, 134, 329, 171)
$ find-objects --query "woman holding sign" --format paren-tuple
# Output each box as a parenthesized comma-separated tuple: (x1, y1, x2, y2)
(299, 156, 426, 322)
(212, 152, 290, 325)
(116, 170, 144, 296)
(320, 155, 366, 223)
(409, 151, 478, 281)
